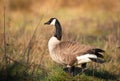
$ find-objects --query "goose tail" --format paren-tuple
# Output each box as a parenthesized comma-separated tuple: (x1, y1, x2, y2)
(88, 48, 105, 63)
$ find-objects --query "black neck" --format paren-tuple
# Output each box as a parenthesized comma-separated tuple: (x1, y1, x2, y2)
(54, 20, 62, 40)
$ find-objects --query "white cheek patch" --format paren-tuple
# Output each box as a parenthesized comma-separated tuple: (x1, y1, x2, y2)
(76, 54, 97, 64)
(50, 19, 56, 25)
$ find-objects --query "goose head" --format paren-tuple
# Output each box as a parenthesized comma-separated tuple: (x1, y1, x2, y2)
(44, 18, 62, 40)
(44, 18, 57, 26)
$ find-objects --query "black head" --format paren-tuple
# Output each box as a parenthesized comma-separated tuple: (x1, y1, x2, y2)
(44, 18, 62, 40)
(44, 18, 57, 25)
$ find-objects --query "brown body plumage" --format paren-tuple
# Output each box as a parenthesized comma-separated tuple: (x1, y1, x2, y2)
(53, 41, 92, 65)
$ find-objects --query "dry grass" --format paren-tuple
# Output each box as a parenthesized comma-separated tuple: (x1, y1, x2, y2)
(0, 0, 120, 81)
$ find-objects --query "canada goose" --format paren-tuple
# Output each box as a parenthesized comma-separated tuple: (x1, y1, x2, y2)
(44, 18, 105, 75)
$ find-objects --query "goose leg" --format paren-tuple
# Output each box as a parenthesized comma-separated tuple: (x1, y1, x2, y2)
(68, 66, 75, 76)
(67, 65, 75, 76)
(81, 63, 87, 73)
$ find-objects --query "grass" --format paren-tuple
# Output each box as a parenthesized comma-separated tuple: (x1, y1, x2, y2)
(0, 0, 120, 81)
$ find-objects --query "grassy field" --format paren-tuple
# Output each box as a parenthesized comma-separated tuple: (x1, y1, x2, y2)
(0, 0, 120, 81)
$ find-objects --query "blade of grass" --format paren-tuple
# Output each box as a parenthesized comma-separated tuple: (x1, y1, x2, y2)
(3, 6, 7, 65)
(2, 6, 8, 80)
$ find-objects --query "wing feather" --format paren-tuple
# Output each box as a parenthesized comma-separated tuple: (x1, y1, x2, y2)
(54, 41, 93, 56)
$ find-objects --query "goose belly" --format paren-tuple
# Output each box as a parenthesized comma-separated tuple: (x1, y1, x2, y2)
(49, 51, 65, 65)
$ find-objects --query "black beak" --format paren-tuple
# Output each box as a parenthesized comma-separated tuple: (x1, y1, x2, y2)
(44, 21, 50, 25)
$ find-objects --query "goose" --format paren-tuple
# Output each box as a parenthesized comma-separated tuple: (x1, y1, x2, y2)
(44, 18, 105, 75)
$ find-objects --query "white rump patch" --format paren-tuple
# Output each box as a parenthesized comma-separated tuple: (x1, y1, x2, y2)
(76, 54, 97, 64)
(50, 19, 56, 25)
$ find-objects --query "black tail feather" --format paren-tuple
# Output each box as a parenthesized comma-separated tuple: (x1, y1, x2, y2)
(95, 53, 104, 58)
(87, 48, 105, 58)
(94, 48, 105, 53)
